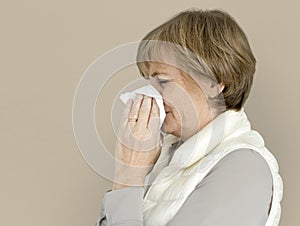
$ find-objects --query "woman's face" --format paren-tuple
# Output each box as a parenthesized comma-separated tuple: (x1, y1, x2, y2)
(148, 62, 221, 142)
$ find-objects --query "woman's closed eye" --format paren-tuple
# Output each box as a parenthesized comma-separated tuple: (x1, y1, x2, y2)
(158, 79, 169, 84)
(148, 73, 171, 86)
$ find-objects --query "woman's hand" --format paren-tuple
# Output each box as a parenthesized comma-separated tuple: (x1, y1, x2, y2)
(112, 94, 163, 190)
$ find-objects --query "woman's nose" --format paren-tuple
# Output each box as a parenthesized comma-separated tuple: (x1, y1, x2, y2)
(149, 78, 163, 94)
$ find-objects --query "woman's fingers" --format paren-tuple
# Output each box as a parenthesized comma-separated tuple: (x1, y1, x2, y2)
(136, 95, 152, 129)
(120, 94, 160, 146)
(120, 99, 133, 126)
(128, 94, 143, 124)
(148, 98, 161, 149)
(148, 98, 160, 129)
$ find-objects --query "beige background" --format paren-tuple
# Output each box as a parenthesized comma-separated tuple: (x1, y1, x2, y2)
(1, 0, 299, 225)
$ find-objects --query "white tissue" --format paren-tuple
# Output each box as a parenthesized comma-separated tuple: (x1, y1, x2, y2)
(119, 84, 166, 129)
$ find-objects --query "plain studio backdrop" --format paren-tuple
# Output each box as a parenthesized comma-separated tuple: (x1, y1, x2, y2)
(0, 0, 299, 226)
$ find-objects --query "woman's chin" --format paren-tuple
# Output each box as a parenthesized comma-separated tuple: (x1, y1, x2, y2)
(161, 123, 167, 133)
(161, 122, 171, 135)
(161, 123, 179, 137)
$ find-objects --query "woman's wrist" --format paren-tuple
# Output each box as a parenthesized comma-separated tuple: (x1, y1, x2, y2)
(112, 182, 127, 190)
(112, 181, 145, 190)
(112, 173, 146, 190)
(112, 165, 150, 190)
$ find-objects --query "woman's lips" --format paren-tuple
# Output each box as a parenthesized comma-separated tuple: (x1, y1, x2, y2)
(164, 107, 172, 113)
(163, 103, 172, 113)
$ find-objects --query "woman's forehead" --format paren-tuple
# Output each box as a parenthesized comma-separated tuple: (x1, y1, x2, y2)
(148, 62, 179, 75)
(149, 62, 169, 70)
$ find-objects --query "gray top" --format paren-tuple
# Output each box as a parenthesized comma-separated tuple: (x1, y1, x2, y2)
(95, 147, 273, 226)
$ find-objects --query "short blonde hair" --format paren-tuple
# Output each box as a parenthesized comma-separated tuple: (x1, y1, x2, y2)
(136, 8, 256, 111)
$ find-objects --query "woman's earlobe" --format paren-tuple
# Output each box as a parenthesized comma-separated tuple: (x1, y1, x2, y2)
(219, 83, 225, 93)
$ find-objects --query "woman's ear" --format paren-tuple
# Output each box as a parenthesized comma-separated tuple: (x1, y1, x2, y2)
(205, 81, 225, 99)
(188, 73, 224, 99)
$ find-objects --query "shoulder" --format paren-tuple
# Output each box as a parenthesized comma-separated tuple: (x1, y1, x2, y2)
(168, 148, 273, 226)
(196, 148, 273, 190)
(193, 148, 273, 219)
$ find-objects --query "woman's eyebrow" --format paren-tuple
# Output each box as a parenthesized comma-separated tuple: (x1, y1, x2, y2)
(149, 71, 160, 77)
(149, 71, 170, 77)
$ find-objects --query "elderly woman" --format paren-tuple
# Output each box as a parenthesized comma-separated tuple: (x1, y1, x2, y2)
(95, 9, 283, 226)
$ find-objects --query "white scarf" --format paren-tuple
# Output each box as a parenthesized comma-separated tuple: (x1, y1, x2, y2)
(143, 108, 283, 226)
